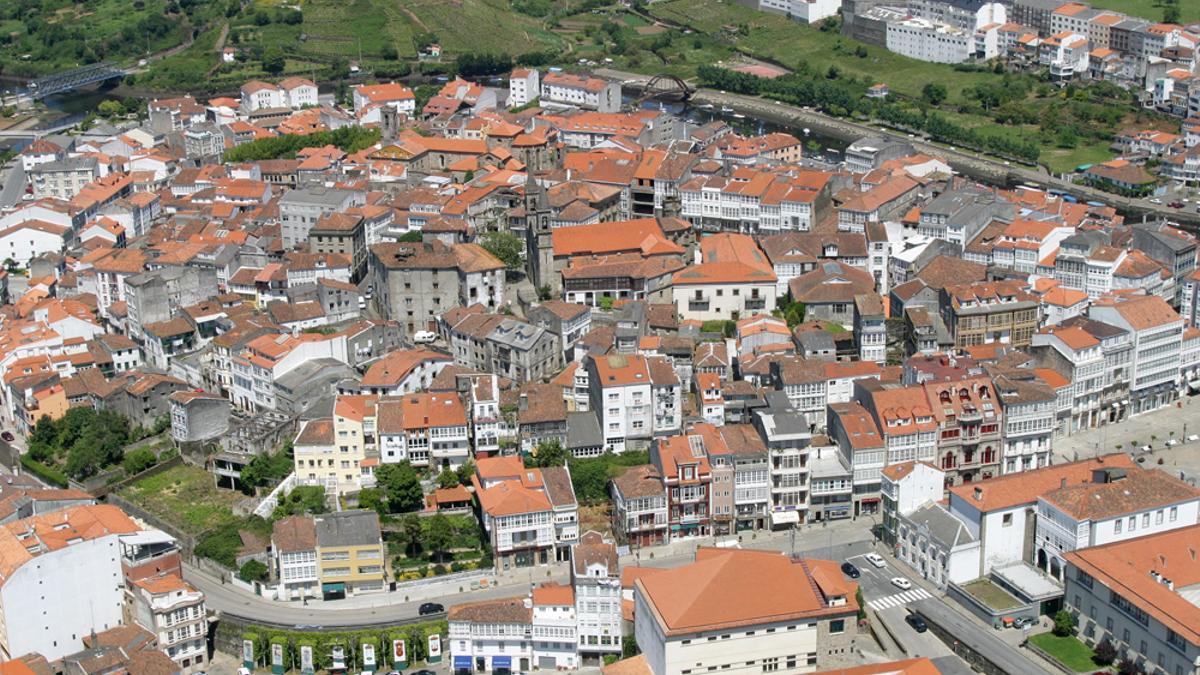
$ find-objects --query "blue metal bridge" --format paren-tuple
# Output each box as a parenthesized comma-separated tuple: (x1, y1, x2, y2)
(26, 62, 127, 100)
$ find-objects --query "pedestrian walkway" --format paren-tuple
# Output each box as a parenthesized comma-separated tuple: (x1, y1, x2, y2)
(869, 588, 932, 611)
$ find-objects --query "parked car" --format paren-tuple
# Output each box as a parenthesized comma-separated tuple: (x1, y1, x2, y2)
(891, 577, 912, 590)
(1189, 434, 1200, 442)
(841, 562, 861, 579)
(1139, 444, 1152, 452)
(905, 614, 928, 632)
(0, 432, 12, 442)
(1167, 439, 1179, 447)
(413, 330, 438, 344)
(864, 553, 886, 568)
(1012, 616, 1036, 628)
(418, 602, 444, 615)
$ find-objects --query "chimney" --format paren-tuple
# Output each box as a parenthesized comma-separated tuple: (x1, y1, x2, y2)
(973, 486, 983, 502)
(519, 393, 528, 412)
(1166, 579, 1175, 591)
(1060, 478, 1067, 489)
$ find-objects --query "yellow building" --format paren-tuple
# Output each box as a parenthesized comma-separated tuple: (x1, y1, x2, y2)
(314, 510, 386, 598)
(294, 396, 377, 495)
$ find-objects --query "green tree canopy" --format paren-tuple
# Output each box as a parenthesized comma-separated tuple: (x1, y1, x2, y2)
(480, 231, 524, 270)
(377, 462, 425, 513)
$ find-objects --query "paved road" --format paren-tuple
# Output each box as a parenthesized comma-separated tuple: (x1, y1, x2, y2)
(191, 520, 877, 626)
(598, 68, 1200, 227)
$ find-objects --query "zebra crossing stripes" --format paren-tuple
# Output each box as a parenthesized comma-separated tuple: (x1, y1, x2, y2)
(867, 588, 932, 611)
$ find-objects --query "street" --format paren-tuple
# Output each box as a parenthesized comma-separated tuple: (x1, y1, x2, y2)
(0, 159, 26, 209)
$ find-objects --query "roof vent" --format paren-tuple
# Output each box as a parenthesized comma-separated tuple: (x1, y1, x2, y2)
(973, 486, 983, 501)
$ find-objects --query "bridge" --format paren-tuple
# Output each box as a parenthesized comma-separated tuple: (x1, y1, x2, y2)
(628, 74, 695, 106)
(26, 62, 127, 100)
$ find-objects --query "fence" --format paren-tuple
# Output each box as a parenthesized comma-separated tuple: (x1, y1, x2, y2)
(79, 452, 184, 498)
(254, 472, 298, 518)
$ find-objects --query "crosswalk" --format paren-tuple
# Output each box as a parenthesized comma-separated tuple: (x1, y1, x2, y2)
(867, 588, 932, 611)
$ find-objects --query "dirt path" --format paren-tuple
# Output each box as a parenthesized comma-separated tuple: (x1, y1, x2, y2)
(204, 23, 231, 78)
(396, 4, 430, 32)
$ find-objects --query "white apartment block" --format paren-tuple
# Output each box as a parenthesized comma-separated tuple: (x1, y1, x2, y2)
(131, 575, 208, 673)
(508, 68, 540, 108)
(1089, 295, 1183, 415)
(887, 18, 978, 64)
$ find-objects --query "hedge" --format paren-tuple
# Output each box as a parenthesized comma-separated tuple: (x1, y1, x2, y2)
(232, 620, 447, 672)
(20, 456, 69, 487)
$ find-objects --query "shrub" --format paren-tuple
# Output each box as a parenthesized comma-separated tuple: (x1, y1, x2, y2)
(20, 456, 69, 487)
(1092, 639, 1117, 666)
(1051, 609, 1077, 637)
(239, 559, 269, 583)
(123, 448, 157, 476)
(433, 563, 448, 576)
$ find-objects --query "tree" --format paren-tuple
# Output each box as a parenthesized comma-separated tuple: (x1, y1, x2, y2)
(358, 487, 387, 515)
(528, 439, 569, 468)
(239, 559, 269, 583)
(401, 512, 424, 556)
(381, 42, 399, 61)
(376, 462, 425, 513)
(922, 82, 948, 106)
(1163, 5, 1181, 23)
(1051, 609, 1077, 637)
(262, 46, 285, 75)
(456, 459, 475, 486)
(272, 486, 328, 518)
(427, 513, 454, 562)
(97, 99, 124, 119)
(396, 231, 423, 243)
(570, 455, 612, 504)
(436, 469, 461, 490)
(122, 448, 156, 476)
(1092, 639, 1117, 666)
(480, 231, 524, 270)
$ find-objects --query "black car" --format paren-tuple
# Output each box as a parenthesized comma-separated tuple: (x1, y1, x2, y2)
(841, 562, 861, 579)
(418, 602, 444, 615)
(0, 432, 12, 442)
(905, 613, 928, 633)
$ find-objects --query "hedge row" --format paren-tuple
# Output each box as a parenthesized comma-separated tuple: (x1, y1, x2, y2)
(20, 456, 69, 488)
(237, 620, 447, 672)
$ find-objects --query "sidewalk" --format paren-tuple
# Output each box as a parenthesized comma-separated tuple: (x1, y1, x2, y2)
(249, 516, 876, 612)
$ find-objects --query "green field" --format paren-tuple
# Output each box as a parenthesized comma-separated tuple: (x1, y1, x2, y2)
(648, 0, 1003, 102)
(1087, 0, 1199, 23)
(120, 464, 243, 535)
(961, 579, 1023, 611)
(1028, 633, 1098, 673)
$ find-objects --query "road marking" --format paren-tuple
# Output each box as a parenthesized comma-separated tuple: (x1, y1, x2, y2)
(868, 588, 931, 611)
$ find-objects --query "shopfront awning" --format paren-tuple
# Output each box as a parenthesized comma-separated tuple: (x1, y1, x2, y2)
(770, 510, 800, 526)
(492, 655, 512, 668)
(321, 582, 345, 592)
(453, 656, 472, 669)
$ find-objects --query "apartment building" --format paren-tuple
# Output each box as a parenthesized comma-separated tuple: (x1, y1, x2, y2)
(1035, 465, 1200, 581)
(540, 72, 621, 113)
(630, 548, 858, 675)
(921, 375, 1003, 485)
(377, 392, 470, 470)
(314, 510, 386, 598)
(473, 457, 579, 569)
(571, 531, 622, 661)
(1089, 293, 1183, 415)
(992, 371, 1056, 474)
(130, 574, 208, 673)
(826, 401, 886, 518)
(610, 464, 669, 547)
(652, 428, 715, 538)
(586, 353, 681, 453)
(941, 280, 1040, 350)
(371, 241, 506, 335)
(672, 233, 778, 322)
(293, 418, 361, 496)
(279, 187, 364, 249)
(755, 406, 814, 527)
(271, 515, 319, 601)
(1063, 525, 1200, 675)
(0, 505, 139, 662)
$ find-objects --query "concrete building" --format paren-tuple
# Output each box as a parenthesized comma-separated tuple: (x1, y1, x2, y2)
(279, 187, 363, 249)
(1063, 524, 1200, 675)
(129, 574, 208, 673)
(377, 392, 470, 470)
(371, 241, 506, 336)
(540, 72, 621, 112)
(631, 548, 859, 675)
(1035, 465, 1200, 581)
(168, 390, 231, 444)
(571, 531, 622, 662)
(587, 353, 682, 453)
(610, 464, 669, 548)
(314, 510, 386, 598)
(1089, 294, 1184, 416)
(0, 505, 140, 662)
(271, 514, 319, 601)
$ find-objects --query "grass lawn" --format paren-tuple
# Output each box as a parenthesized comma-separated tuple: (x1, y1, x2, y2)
(648, 0, 999, 102)
(961, 579, 1023, 612)
(1029, 633, 1098, 673)
(403, 0, 567, 56)
(1041, 142, 1116, 175)
(120, 464, 242, 535)
(1086, 0, 1200, 23)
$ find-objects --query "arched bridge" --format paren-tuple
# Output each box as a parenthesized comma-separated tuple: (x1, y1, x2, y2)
(631, 74, 695, 105)
(27, 62, 127, 100)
